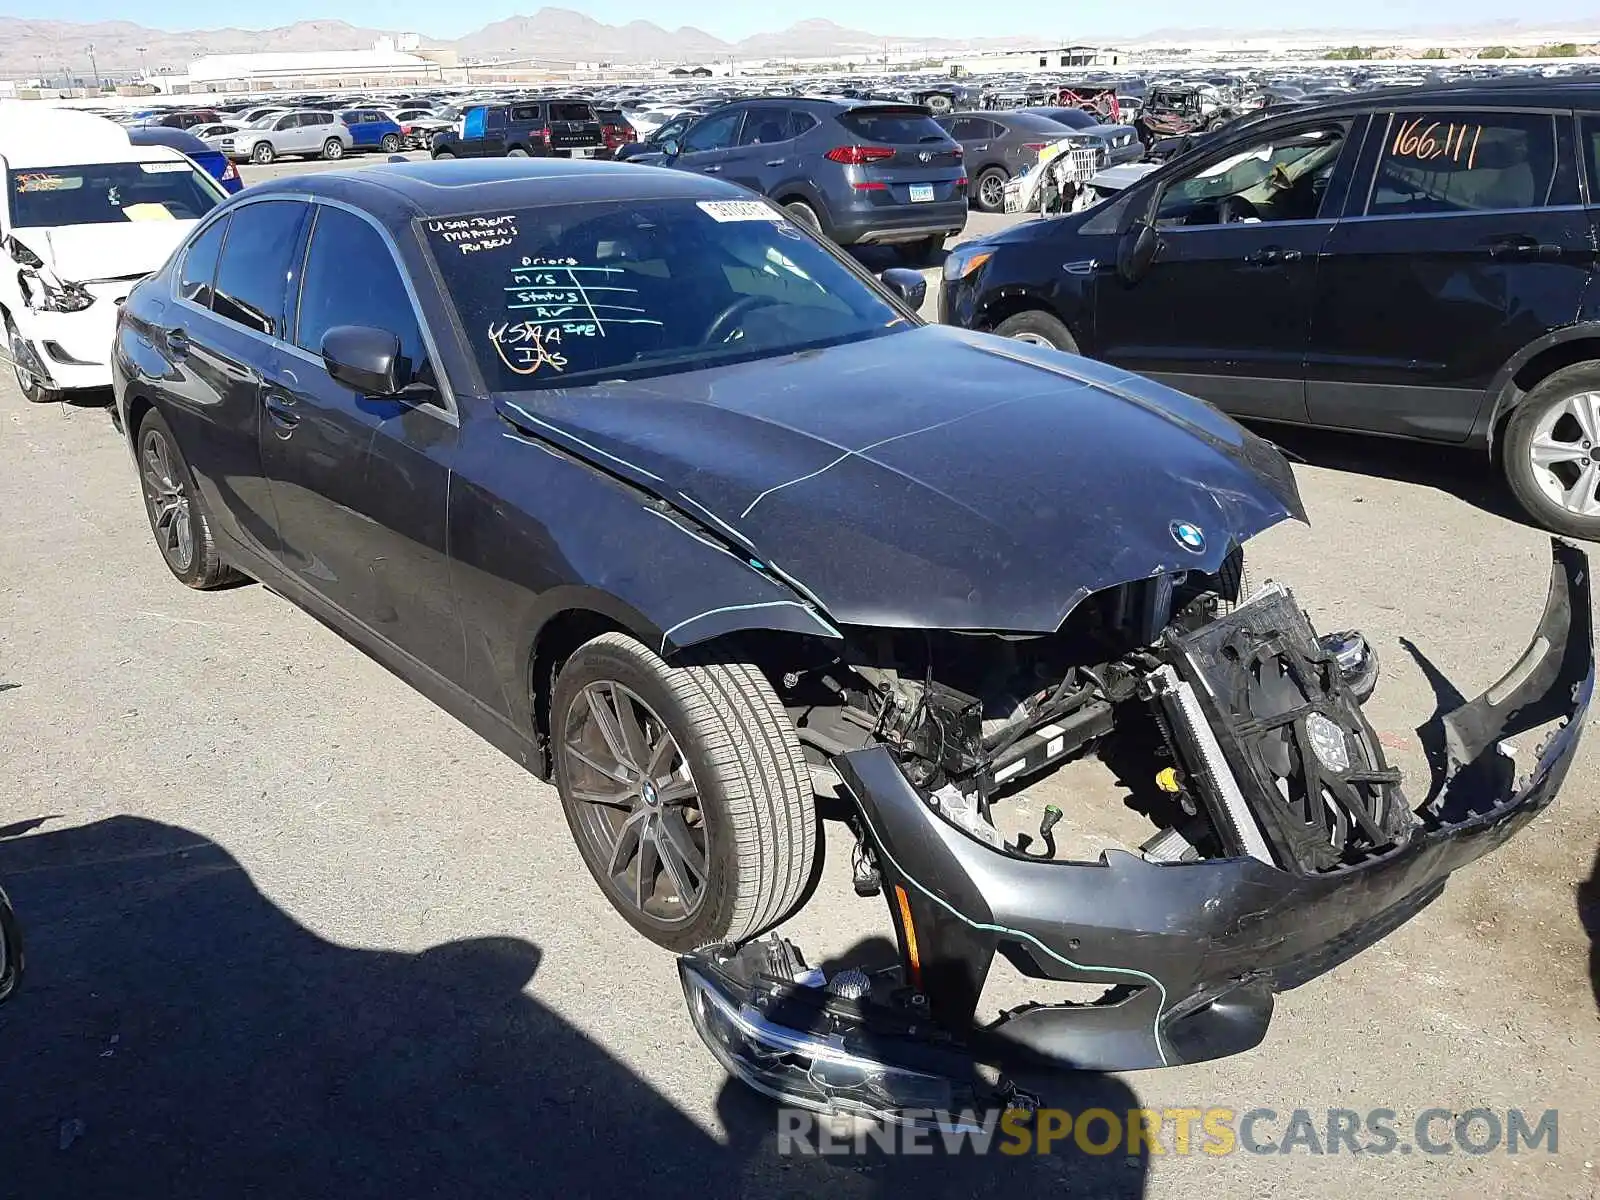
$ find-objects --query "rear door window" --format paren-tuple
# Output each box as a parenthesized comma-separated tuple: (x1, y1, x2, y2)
(1367, 111, 1561, 215)
(788, 111, 817, 139)
(837, 108, 949, 144)
(211, 200, 309, 338)
(511, 105, 541, 122)
(738, 107, 792, 146)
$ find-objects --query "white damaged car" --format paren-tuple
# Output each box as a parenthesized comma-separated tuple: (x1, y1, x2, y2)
(0, 108, 226, 401)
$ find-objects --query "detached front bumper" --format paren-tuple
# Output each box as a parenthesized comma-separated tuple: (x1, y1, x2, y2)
(681, 542, 1591, 1114)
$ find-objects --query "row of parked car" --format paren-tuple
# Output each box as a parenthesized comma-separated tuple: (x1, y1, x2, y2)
(18, 71, 1600, 538)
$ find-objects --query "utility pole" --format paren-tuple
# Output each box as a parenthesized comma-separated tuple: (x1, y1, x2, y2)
(32, 53, 42, 87)
(136, 46, 148, 78)
(86, 42, 101, 90)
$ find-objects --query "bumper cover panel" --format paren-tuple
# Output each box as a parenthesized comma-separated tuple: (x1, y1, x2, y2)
(826, 540, 1591, 1073)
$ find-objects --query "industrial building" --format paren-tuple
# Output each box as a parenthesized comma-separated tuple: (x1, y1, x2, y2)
(153, 37, 459, 93)
(951, 45, 1122, 74)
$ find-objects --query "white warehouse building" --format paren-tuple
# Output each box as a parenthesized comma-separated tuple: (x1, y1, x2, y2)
(166, 37, 457, 92)
(952, 45, 1122, 74)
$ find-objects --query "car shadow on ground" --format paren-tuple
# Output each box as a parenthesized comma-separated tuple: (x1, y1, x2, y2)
(1580, 845, 1600, 1014)
(1257, 425, 1530, 526)
(0, 815, 1148, 1199)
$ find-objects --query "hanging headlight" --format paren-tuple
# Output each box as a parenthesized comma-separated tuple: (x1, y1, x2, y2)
(19, 272, 94, 313)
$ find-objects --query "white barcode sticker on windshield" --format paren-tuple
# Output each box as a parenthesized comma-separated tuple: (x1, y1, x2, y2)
(139, 161, 193, 173)
(697, 200, 784, 223)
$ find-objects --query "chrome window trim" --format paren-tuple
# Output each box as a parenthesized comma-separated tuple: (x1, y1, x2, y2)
(169, 192, 457, 427)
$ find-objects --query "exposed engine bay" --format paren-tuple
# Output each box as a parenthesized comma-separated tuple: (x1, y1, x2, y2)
(779, 552, 1402, 877)
(681, 541, 1592, 1127)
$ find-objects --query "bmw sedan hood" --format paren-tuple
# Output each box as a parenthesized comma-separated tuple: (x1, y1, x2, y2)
(496, 325, 1304, 632)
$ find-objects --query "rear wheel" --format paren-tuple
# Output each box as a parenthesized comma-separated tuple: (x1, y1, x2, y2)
(507, 146, 530, 158)
(321, 139, 344, 160)
(1502, 362, 1600, 538)
(250, 141, 275, 165)
(135, 409, 241, 589)
(993, 310, 1079, 353)
(974, 167, 1009, 213)
(551, 632, 816, 951)
(380, 133, 402, 153)
(5, 315, 59, 404)
(782, 200, 823, 236)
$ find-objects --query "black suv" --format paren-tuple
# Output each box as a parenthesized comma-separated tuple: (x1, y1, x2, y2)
(644, 99, 967, 258)
(942, 81, 1600, 537)
(430, 99, 602, 159)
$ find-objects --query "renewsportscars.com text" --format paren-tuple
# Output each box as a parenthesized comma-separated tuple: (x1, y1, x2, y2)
(778, 1106, 1560, 1157)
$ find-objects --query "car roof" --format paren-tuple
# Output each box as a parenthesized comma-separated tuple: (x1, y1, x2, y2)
(127, 126, 213, 155)
(246, 158, 752, 223)
(1259, 77, 1600, 122)
(0, 107, 188, 168)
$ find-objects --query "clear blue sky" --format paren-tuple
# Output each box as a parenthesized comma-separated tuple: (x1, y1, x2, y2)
(27, 0, 1600, 41)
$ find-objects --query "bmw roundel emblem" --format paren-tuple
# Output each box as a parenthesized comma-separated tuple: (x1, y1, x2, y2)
(1170, 521, 1206, 553)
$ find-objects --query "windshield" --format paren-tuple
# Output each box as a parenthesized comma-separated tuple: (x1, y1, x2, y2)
(7, 161, 223, 228)
(424, 198, 911, 392)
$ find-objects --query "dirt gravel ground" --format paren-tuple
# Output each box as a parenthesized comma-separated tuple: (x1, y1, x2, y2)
(0, 156, 1595, 1198)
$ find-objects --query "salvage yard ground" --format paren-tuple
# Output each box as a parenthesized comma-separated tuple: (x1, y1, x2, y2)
(0, 152, 1596, 1199)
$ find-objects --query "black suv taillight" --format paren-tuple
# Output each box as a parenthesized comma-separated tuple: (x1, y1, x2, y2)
(825, 145, 895, 165)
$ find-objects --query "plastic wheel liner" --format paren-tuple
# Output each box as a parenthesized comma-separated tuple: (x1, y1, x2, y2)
(679, 541, 1592, 1125)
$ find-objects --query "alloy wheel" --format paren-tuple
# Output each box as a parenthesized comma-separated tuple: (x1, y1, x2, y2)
(1008, 331, 1054, 347)
(1527, 391, 1600, 517)
(980, 173, 1006, 209)
(140, 428, 195, 572)
(560, 681, 709, 926)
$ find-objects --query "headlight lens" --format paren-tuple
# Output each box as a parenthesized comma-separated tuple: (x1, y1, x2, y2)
(942, 248, 992, 282)
(20, 273, 94, 313)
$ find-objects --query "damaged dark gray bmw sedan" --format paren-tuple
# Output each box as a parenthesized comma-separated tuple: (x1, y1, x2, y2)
(111, 159, 1592, 1122)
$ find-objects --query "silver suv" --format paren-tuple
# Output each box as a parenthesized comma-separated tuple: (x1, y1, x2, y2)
(220, 111, 353, 165)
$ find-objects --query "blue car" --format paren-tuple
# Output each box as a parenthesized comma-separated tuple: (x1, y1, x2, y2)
(126, 126, 242, 194)
(338, 109, 406, 154)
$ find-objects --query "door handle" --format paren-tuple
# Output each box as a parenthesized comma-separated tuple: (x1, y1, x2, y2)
(1488, 236, 1563, 259)
(701, 164, 721, 173)
(1243, 246, 1302, 266)
(263, 392, 300, 433)
(765, 158, 787, 167)
(166, 328, 190, 357)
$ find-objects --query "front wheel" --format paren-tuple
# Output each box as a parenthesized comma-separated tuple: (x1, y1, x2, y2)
(1502, 362, 1600, 538)
(6, 316, 59, 404)
(551, 632, 816, 951)
(993, 309, 1079, 353)
(431, 149, 455, 159)
(250, 141, 275, 165)
(380, 133, 402, 153)
(135, 409, 241, 589)
(321, 139, 345, 160)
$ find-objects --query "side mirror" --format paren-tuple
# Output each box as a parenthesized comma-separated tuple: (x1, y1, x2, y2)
(321, 325, 410, 397)
(0, 882, 22, 1004)
(1116, 220, 1162, 285)
(879, 266, 927, 310)
(659, 138, 680, 158)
